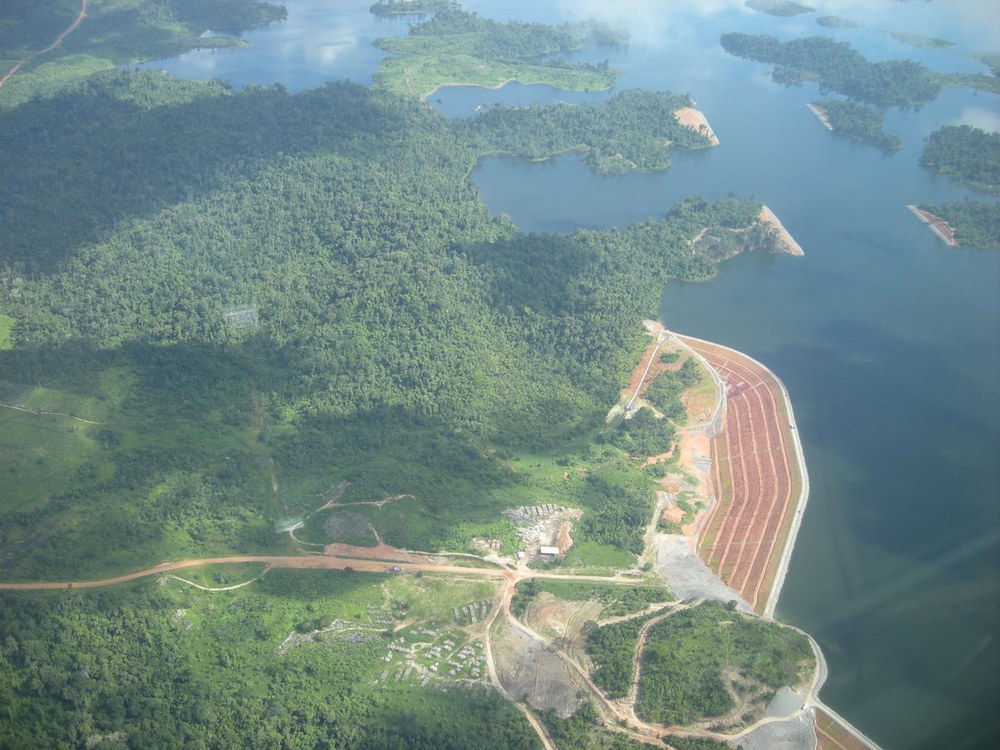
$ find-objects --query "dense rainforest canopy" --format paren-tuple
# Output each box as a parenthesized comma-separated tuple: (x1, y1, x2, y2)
(0, 67, 772, 581)
(0, 4, 804, 747)
(720, 32, 999, 107)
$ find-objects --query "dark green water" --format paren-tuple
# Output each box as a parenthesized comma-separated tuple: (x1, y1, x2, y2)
(138, 1, 1000, 747)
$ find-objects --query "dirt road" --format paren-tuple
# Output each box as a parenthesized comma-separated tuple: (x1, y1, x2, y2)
(0, 0, 90, 89)
(0, 554, 514, 591)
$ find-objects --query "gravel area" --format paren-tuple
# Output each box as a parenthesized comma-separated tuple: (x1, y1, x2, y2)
(656, 534, 752, 614)
(767, 687, 807, 718)
(735, 709, 817, 750)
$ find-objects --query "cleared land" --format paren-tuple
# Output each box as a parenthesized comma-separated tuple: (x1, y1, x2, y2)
(759, 206, 805, 256)
(907, 204, 959, 247)
(674, 107, 721, 146)
(678, 336, 804, 615)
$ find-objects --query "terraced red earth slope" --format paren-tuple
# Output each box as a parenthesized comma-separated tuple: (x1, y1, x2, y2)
(679, 336, 804, 615)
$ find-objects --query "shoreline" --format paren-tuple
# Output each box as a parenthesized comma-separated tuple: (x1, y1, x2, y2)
(907, 204, 959, 247)
(759, 205, 805, 256)
(675, 334, 807, 614)
(674, 106, 720, 146)
(806, 102, 833, 131)
(671, 332, 880, 749)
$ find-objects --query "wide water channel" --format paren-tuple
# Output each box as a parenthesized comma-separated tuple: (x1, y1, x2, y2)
(138, 1, 1000, 747)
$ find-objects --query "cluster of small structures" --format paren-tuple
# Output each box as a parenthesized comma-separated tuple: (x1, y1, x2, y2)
(505, 503, 565, 522)
(453, 600, 492, 625)
(371, 622, 491, 693)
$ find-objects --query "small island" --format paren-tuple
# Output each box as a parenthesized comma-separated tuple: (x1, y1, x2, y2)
(909, 203, 1000, 248)
(369, 0, 458, 15)
(746, 0, 815, 17)
(374, 8, 618, 98)
(807, 99, 901, 151)
(885, 30, 954, 49)
(721, 32, 1000, 106)
(921, 125, 1000, 195)
(816, 16, 860, 29)
(470, 90, 717, 174)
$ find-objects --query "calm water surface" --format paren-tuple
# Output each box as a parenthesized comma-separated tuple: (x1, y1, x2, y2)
(140, 1, 1000, 747)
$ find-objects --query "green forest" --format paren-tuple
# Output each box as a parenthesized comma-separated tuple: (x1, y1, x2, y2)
(811, 99, 901, 151)
(374, 8, 618, 98)
(720, 32, 1000, 107)
(0, 2, 815, 746)
(469, 89, 712, 173)
(371, 1, 459, 16)
(635, 603, 813, 728)
(586, 602, 814, 729)
(0, 65, 769, 582)
(0, 571, 541, 748)
(745, 0, 815, 17)
(919, 202, 1000, 248)
(921, 125, 1000, 195)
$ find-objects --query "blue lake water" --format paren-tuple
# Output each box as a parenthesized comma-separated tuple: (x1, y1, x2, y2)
(137, 1, 1000, 747)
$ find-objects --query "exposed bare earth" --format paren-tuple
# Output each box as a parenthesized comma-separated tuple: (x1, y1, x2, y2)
(759, 205, 805, 256)
(815, 708, 874, 750)
(806, 103, 833, 131)
(678, 335, 804, 616)
(907, 204, 959, 247)
(674, 106, 721, 146)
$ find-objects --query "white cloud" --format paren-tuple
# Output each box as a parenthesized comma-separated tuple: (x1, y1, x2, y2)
(954, 106, 1000, 133)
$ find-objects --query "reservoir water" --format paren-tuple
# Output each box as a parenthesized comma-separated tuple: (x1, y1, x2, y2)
(137, 1, 1000, 747)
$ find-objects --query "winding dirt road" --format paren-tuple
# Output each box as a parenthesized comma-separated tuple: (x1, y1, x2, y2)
(0, 554, 514, 591)
(0, 0, 89, 89)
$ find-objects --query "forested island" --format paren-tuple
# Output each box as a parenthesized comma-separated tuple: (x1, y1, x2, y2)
(374, 8, 618, 98)
(815, 16, 859, 30)
(809, 99, 901, 151)
(721, 32, 1000, 107)
(745, 0, 815, 17)
(921, 125, 1000, 195)
(370, 0, 459, 15)
(915, 202, 1000, 248)
(468, 89, 714, 173)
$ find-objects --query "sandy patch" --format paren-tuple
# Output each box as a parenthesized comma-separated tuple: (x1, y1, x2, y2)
(759, 206, 805, 256)
(907, 204, 958, 247)
(525, 593, 603, 643)
(806, 102, 833, 131)
(675, 106, 720, 145)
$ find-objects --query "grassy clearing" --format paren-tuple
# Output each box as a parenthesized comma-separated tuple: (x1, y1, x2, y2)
(384, 574, 499, 624)
(377, 54, 614, 99)
(560, 540, 635, 569)
(0, 366, 292, 581)
(514, 578, 671, 619)
(170, 562, 268, 588)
